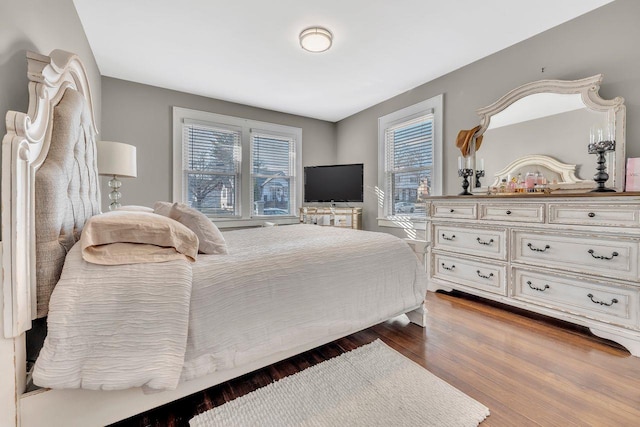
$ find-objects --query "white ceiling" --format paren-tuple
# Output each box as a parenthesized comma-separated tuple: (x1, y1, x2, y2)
(73, 0, 613, 122)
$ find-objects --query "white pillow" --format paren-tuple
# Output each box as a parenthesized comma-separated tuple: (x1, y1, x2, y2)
(116, 205, 154, 213)
(154, 201, 228, 255)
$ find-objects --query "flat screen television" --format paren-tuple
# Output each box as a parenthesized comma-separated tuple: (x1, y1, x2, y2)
(304, 163, 364, 203)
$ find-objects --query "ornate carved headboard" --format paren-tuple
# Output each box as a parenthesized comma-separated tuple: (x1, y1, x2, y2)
(2, 50, 101, 337)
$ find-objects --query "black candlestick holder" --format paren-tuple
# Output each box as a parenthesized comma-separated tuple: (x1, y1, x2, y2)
(475, 169, 485, 188)
(587, 140, 616, 192)
(458, 168, 473, 195)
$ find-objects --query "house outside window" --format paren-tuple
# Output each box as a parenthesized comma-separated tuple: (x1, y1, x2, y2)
(377, 95, 443, 225)
(173, 107, 302, 228)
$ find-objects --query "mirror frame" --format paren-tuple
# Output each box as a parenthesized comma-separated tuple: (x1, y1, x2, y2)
(473, 74, 626, 192)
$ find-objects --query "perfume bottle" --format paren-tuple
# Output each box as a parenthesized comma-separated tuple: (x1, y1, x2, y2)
(514, 173, 523, 193)
(525, 172, 536, 192)
(498, 178, 508, 193)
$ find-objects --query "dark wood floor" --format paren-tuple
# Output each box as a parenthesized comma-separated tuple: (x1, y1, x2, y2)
(112, 291, 640, 427)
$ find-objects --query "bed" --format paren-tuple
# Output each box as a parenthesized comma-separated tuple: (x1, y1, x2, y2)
(1, 50, 428, 426)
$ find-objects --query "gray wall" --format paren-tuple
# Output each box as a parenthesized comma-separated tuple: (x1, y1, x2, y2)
(336, 0, 640, 232)
(0, 0, 102, 140)
(101, 77, 337, 208)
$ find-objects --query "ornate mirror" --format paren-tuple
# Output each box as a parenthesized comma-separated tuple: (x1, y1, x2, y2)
(472, 75, 626, 193)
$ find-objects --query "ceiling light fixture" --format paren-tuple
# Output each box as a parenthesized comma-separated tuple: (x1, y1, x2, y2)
(299, 27, 333, 53)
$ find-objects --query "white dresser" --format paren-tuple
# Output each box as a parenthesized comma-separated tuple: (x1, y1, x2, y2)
(427, 193, 640, 356)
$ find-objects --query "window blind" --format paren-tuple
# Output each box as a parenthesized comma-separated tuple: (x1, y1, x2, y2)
(182, 123, 241, 216)
(251, 132, 296, 216)
(385, 114, 434, 217)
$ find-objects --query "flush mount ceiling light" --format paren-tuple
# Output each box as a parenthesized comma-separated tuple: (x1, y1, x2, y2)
(299, 27, 333, 53)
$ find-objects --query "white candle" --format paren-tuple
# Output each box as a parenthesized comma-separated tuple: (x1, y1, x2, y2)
(478, 158, 484, 171)
(465, 157, 472, 169)
(458, 156, 463, 170)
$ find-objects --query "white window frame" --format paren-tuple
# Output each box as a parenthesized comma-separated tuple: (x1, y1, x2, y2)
(173, 107, 302, 228)
(377, 94, 443, 229)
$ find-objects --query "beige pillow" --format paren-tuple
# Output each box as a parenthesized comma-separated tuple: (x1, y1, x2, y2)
(80, 211, 199, 265)
(154, 201, 228, 255)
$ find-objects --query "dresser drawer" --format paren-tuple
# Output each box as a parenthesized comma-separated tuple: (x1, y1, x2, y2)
(433, 224, 507, 260)
(479, 203, 544, 223)
(433, 253, 507, 295)
(548, 204, 640, 228)
(513, 268, 639, 328)
(432, 203, 477, 219)
(512, 230, 640, 280)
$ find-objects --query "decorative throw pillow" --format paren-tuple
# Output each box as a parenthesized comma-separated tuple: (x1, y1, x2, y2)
(154, 201, 228, 255)
(80, 211, 199, 265)
(153, 201, 173, 217)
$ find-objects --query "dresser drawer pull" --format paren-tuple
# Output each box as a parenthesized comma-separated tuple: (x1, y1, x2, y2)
(526, 281, 549, 292)
(476, 237, 494, 246)
(587, 293, 619, 307)
(506, 210, 512, 215)
(588, 212, 596, 218)
(450, 208, 455, 213)
(441, 263, 455, 271)
(441, 233, 456, 241)
(588, 249, 619, 260)
(476, 270, 494, 279)
(527, 243, 550, 252)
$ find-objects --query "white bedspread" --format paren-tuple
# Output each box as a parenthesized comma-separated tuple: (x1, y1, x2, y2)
(181, 225, 427, 381)
(33, 245, 193, 391)
(34, 225, 428, 391)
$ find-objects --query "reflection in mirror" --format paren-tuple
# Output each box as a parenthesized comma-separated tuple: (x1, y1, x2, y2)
(483, 94, 607, 189)
(472, 75, 625, 193)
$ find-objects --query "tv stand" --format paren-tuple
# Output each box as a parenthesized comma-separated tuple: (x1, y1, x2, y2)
(299, 207, 362, 229)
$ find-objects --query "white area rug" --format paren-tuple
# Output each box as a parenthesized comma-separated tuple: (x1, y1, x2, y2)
(190, 340, 490, 426)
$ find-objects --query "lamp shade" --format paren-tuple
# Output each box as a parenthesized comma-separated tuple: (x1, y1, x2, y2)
(97, 141, 137, 177)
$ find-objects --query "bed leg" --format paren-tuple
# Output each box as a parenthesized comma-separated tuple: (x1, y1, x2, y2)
(405, 303, 427, 327)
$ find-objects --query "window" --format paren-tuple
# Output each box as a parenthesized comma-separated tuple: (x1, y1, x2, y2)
(182, 122, 241, 217)
(378, 95, 443, 224)
(173, 107, 302, 227)
(251, 131, 296, 216)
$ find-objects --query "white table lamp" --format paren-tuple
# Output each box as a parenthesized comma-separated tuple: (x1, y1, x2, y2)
(97, 141, 137, 210)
